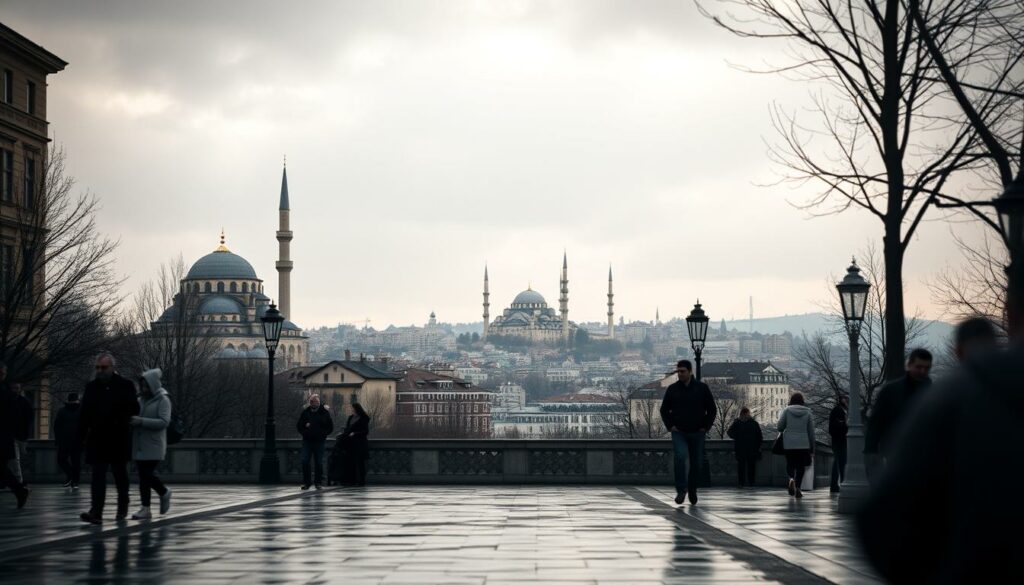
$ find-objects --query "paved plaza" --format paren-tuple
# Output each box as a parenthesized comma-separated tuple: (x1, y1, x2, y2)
(0, 485, 880, 585)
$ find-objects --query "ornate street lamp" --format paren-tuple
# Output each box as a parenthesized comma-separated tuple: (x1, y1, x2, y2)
(259, 303, 284, 484)
(836, 259, 870, 514)
(685, 301, 710, 381)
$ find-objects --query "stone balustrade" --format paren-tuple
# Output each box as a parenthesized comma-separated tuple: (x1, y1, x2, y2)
(22, 439, 834, 487)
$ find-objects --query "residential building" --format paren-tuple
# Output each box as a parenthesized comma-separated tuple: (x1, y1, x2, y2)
(299, 357, 401, 432)
(394, 367, 493, 438)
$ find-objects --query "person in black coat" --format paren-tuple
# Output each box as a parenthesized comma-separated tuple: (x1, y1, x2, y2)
(828, 395, 848, 493)
(296, 394, 333, 489)
(727, 407, 763, 488)
(53, 393, 83, 488)
(78, 353, 140, 524)
(0, 362, 30, 508)
(337, 402, 371, 486)
(659, 359, 717, 505)
(864, 349, 932, 479)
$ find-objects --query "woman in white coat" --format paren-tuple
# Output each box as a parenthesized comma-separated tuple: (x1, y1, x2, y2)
(777, 392, 815, 499)
(130, 368, 172, 519)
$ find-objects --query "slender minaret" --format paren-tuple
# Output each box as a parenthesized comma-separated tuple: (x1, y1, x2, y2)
(607, 265, 615, 337)
(559, 252, 569, 341)
(656, 307, 660, 326)
(275, 159, 293, 319)
(482, 265, 490, 339)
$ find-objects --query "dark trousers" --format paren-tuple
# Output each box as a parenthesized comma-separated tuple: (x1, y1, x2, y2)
(90, 461, 130, 515)
(737, 457, 757, 487)
(301, 440, 326, 486)
(1, 457, 25, 495)
(353, 457, 367, 486)
(830, 441, 848, 490)
(785, 454, 808, 489)
(136, 460, 167, 508)
(671, 431, 705, 495)
(57, 445, 81, 484)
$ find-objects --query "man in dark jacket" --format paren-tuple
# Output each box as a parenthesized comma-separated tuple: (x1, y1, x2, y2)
(78, 353, 139, 524)
(727, 407, 763, 487)
(296, 394, 333, 489)
(660, 359, 716, 505)
(828, 395, 848, 493)
(53, 393, 83, 488)
(864, 348, 932, 470)
(0, 362, 30, 508)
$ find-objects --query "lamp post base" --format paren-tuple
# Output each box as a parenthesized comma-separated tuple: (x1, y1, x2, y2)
(259, 453, 281, 484)
(837, 480, 870, 514)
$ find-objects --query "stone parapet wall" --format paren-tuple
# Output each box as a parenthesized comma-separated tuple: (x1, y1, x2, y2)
(24, 439, 834, 488)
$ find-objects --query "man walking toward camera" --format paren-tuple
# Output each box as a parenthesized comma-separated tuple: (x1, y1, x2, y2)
(660, 359, 716, 505)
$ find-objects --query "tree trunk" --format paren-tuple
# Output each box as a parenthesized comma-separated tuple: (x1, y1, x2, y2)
(881, 0, 906, 382)
(883, 228, 906, 381)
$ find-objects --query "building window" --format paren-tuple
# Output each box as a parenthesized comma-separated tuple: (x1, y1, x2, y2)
(323, 374, 328, 383)
(25, 81, 36, 115)
(217, 282, 224, 293)
(230, 282, 237, 292)
(23, 154, 35, 208)
(2, 70, 11, 103)
(0, 149, 12, 202)
(242, 282, 249, 292)
(204, 282, 211, 293)
(0, 244, 13, 299)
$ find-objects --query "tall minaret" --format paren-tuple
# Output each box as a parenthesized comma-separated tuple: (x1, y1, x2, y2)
(559, 252, 569, 341)
(607, 265, 615, 338)
(275, 159, 293, 318)
(482, 265, 490, 339)
(655, 307, 660, 326)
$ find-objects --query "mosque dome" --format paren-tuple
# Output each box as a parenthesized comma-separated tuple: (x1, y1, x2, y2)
(185, 235, 258, 280)
(512, 289, 546, 308)
(199, 295, 245, 316)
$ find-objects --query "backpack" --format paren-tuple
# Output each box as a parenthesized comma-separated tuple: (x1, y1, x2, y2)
(165, 395, 185, 445)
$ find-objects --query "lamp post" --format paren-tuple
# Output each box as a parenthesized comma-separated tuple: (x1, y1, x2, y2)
(259, 303, 284, 484)
(836, 259, 871, 514)
(685, 301, 710, 380)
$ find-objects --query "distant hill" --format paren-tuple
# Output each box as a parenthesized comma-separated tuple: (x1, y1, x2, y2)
(723, 312, 955, 351)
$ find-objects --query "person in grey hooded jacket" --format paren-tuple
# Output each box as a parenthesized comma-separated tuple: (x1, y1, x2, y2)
(776, 392, 815, 499)
(129, 368, 172, 520)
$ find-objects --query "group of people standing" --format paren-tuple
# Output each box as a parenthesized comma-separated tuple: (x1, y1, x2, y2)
(296, 393, 371, 489)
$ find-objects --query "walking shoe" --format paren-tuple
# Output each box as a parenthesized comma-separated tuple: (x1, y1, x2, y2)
(688, 490, 698, 505)
(131, 507, 152, 520)
(159, 489, 172, 515)
(71, 483, 80, 490)
(314, 484, 323, 490)
(300, 484, 311, 490)
(787, 479, 796, 496)
(80, 511, 102, 525)
(62, 480, 73, 488)
(674, 493, 685, 505)
(115, 509, 128, 521)
(795, 489, 804, 499)
(15, 487, 29, 509)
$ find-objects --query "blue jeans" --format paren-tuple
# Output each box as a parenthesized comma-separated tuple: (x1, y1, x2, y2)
(671, 431, 705, 495)
(301, 440, 326, 486)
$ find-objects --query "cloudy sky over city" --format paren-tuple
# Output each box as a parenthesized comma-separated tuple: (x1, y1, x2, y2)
(6, 1, 990, 329)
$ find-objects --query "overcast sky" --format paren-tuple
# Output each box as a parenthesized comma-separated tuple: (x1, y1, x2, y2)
(6, 1, 987, 329)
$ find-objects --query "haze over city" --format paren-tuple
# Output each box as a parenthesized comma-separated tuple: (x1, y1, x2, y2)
(3, 0, 988, 328)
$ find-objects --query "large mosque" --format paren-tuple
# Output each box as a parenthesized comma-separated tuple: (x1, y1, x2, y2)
(152, 165, 308, 367)
(483, 254, 616, 344)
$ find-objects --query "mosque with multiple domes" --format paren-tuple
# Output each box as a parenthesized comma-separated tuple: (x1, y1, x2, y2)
(152, 165, 308, 368)
(483, 254, 615, 344)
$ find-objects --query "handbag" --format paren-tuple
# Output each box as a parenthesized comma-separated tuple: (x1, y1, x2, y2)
(772, 435, 785, 455)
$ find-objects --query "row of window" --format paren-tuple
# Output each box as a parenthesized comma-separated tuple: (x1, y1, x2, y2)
(414, 403, 488, 414)
(184, 280, 262, 294)
(2, 69, 36, 115)
(1, 148, 37, 208)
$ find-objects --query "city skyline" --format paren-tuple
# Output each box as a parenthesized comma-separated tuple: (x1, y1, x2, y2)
(4, 1, 990, 329)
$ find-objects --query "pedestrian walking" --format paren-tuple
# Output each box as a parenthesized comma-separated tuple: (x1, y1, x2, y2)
(727, 407, 763, 487)
(79, 353, 139, 525)
(864, 349, 932, 475)
(130, 368, 172, 520)
(6, 382, 32, 488)
(53, 392, 83, 489)
(660, 359, 717, 505)
(777, 392, 815, 499)
(338, 402, 371, 486)
(856, 273, 1024, 583)
(829, 395, 848, 493)
(0, 362, 30, 508)
(297, 394, 333, 490)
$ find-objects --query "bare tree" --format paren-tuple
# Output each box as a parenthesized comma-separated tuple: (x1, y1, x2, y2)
(0, 147, 121, 383)
(699, 1, 1018, 380)
(930, 231, 1008, 334)
(709, 384, 739, 440)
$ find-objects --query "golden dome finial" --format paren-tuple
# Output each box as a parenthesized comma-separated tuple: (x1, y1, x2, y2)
(215, 228, 230, 252)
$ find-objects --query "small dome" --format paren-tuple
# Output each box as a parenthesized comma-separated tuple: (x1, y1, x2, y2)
(247, 347, 268, 358)
(156, 304, 179, 323)
(283, 320, 301, 331)
(512, 289, 546, 307)
(216, 347, 240, 359)
(199, 295, 245, 315)
(185, 250, 258, 280)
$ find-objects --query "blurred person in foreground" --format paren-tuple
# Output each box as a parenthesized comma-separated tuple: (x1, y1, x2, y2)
(857, 274, 1024, 583)
(953, 316, 999, 362)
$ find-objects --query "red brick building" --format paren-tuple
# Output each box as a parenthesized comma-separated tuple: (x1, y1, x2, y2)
(394, 368, 493, 438)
